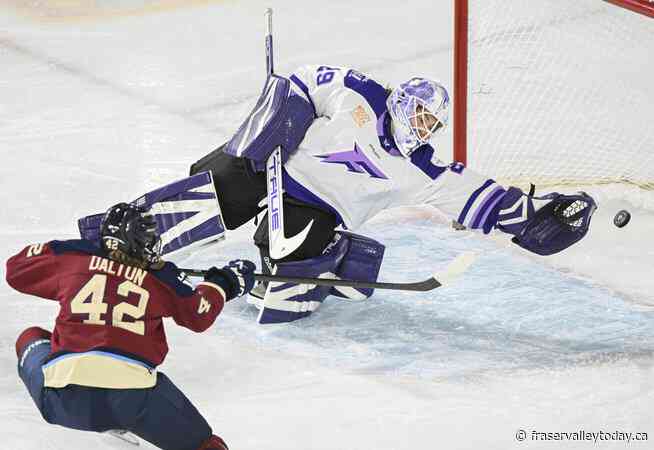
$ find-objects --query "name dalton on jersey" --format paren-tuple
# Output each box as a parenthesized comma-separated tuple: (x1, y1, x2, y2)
(89, 256, 147, 286)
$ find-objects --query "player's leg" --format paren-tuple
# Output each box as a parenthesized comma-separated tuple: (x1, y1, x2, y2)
(15, 326, 52, 421)
(121, 371, 227, 450)
(248, 199, 337, 305)
(16, 326, 126, 432)
(254, 198, 338, 263)
(250, 202, 385, 323)
(190, 143, 267, 230)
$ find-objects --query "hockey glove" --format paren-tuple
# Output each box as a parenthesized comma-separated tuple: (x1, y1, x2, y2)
(205, 260, 256, 301)
(495, 186, 596, 255)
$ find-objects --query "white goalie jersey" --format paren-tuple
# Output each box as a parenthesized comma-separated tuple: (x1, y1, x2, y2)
(282, 65, 506, 232)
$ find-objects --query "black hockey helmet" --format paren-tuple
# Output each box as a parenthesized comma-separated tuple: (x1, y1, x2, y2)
(100, 203, 161, 266)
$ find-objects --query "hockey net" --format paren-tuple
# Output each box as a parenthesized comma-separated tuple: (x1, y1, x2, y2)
(454, 0, 654, 202)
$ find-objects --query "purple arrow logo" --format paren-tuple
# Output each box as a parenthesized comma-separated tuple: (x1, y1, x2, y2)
(316, 143, 388, 179)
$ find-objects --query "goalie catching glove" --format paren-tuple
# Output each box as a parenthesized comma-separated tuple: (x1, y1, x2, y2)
(494, 186, 597, 256)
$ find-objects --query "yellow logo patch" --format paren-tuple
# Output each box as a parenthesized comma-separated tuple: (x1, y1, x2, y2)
(352, 105, 371, 128)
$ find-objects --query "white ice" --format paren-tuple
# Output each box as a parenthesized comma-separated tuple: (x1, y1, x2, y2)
(1, 1, 653, 449)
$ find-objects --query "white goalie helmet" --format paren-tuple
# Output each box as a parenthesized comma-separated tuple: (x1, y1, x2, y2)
(386, 77, 449, 157)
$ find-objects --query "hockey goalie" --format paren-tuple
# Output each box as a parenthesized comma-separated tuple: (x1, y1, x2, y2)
(79, 64, 597, 324)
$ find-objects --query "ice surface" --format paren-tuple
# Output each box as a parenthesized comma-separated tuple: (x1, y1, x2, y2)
(1, 1, 653, 449)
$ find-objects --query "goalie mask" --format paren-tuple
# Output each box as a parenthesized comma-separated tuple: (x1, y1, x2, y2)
(100, 203, 161, 267)
(386, 77, 449, 157)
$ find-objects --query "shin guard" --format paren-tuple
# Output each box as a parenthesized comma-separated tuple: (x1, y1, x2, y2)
(78, 172, 225, 256)
(258, 233, 349, 324)
(330, 232, 385, 301)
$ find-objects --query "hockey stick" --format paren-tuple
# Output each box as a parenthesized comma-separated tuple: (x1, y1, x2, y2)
(181, 252, 477, 292)
(264, 7, 274, 75)
(263, 8, 314, 259)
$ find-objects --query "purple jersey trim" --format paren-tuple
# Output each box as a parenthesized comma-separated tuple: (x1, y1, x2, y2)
(471, 186, 506, 230)
(282, 169, 345, 227)
(343, 69, 388, 118)
(409, 145, 447, 180)
(377, 112, 402, 156)
(457, 179, 495, 226)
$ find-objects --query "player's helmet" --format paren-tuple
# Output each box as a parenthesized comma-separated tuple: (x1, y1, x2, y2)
(100, 203, 161, 267)
(386, 77, 449, 157)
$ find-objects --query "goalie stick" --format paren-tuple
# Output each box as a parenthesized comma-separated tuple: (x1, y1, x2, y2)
(180, 252, 477, 292)
(264, 8, 314, 259)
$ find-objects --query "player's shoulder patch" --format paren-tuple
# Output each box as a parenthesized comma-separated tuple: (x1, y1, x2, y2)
(351, 104, 372, 128)
(50, 239, 103, 256)
(343, 69, 389, 118)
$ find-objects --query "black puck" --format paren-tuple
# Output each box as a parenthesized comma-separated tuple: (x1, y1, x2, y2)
(613, 210, 631, 228)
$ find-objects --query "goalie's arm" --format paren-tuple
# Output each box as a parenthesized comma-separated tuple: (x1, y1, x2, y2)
(417, 162, 507, 233)
(418, 163, 596, 255)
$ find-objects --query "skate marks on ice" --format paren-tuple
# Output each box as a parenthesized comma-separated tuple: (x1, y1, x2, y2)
(194, 218, 654, 380)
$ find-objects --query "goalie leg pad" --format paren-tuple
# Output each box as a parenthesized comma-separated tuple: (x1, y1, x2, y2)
(330, 232, 385, 301)
(78, 172, 226, 256)
(258, 233, 349, 324)
(224, 75, 314, 170)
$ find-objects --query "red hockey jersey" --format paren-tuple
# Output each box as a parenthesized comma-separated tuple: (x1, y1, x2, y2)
(6, 239, 227, 389)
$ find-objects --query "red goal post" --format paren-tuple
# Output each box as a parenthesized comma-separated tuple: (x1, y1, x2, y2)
(453, 0, 654, 192)
(603, 0, 654, 18)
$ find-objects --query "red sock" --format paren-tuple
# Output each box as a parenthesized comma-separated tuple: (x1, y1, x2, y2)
(198, 435, 228, 450)
(15, 326, 51, 358)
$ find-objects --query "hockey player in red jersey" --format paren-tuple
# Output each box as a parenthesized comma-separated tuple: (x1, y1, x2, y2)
(6, 203, 256, 450)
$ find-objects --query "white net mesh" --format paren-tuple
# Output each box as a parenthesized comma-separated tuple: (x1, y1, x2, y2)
(464, 0, 654, 191)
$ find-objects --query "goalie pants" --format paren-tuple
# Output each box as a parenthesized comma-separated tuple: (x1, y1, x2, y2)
(18, 339, 215, 450)
(191, 144, 338, 263)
